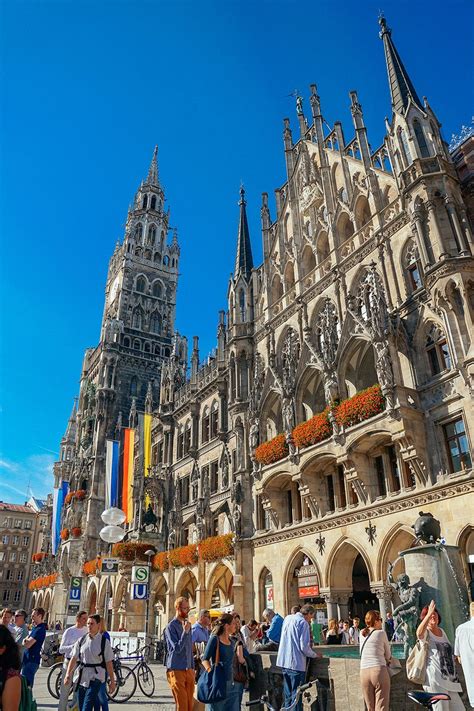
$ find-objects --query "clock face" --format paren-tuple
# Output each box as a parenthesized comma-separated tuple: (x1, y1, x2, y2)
(109, 275, 120, 304)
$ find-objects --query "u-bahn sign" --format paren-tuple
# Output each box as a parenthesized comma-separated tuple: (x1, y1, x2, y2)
(130, 583, 148, 600)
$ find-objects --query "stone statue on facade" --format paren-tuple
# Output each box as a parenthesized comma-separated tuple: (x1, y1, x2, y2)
(388, 564, 421, 656)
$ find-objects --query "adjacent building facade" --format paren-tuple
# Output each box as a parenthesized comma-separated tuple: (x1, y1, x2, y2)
(34, 18, 474, 634)
(1, 498, 49, 612)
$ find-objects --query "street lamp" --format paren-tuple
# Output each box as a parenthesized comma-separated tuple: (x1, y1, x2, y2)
(144, 548, 155, 643)
(100, 508, 126, 626)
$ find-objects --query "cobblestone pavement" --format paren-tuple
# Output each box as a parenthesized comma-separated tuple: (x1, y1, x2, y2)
(34, 664, 175, 711)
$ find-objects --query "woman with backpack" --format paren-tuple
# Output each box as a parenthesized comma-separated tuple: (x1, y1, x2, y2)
(0, 624, 21, 711)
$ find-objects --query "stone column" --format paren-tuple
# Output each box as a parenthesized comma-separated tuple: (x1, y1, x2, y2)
(445, 198, 470, 255)
(426, 200, 448, 258)
(384, 238, 402, 305)
(411, 211, 431, 268)
(337, 596, 350, 621)
(321, 591, 338, 620)
(378, 243, 393, 310)
(371, 585, 393, 621)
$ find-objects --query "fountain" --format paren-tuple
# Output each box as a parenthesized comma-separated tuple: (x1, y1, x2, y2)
(388, 511, 470, 653)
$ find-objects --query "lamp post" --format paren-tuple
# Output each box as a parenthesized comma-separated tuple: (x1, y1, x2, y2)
(144, 548, 155, 643)
(99, 507, 126, 628)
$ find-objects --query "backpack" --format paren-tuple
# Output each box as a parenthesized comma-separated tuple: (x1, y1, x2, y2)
(77, 633, 107, 668)
(19, 675, 38, 711)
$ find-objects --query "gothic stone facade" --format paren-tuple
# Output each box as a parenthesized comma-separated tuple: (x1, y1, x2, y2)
(37, 19, 474, 633)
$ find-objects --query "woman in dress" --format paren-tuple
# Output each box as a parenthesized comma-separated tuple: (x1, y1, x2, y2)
(201, 613, 244, 711)
(0, 625, 21, 711)
(325, 618, 341, 644)
(359, 610, 392, 711)
(416, 600, 465, 710)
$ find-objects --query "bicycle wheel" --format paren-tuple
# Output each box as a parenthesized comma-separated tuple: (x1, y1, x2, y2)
(47, 662, 63, 699)
(137, 662, 155, 697)
(108, 665, 137, 703)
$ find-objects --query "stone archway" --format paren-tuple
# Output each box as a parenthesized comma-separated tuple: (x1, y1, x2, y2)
(151, 576, 168, 637)
(457, 525, 474, 591)
(86, 581, 98, 615)
(377, 524, 417, 582)
(327, 539, 376, 620)
(285, 549, 323, 612)
(258, 567, 273, 619)
(207, 563, 233, 610)
(175, 569, 198, 613)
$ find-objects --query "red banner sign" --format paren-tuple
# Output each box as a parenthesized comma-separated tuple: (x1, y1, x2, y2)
(298, 585, 320, 598)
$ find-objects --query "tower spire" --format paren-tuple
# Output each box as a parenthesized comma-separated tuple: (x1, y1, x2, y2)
(379, 16, 423, 115)
(146, 145, 159, 186)
(234, 185, 253, 281)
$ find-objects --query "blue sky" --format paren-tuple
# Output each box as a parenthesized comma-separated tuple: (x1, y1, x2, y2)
(0, 0, 472, 504)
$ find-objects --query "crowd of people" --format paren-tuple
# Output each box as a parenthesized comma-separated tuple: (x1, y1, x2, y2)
(0, 606, 115, 711)
(0, 597, 472, 711)
(164, 598, 474, 711)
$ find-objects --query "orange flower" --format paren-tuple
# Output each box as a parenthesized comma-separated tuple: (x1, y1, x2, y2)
(293, 408, 331, 449)
(71, 527, 82, 538)
(255, 434, 289, 466)
(112, 542, 154, 561)
(199, 534, 234, 562)
(83, 557, 101, 575)
(60, 528, 69, 540)
(333, 384, 384, 427)
(152, 552, 169, 572)
(168, 544, 198, 568)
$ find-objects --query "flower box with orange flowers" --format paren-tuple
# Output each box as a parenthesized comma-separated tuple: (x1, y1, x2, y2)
(112, 542, 153, 561)
(28, 573, 58, 591)
(32, 553, 46, 563)
(255, 434, 289, 466)
(199, 533, 234, 562)
(333, 384, 385, 428)
(71, 527, 82, 538)
(152, 552, 169, 572)
(168, 544, 198, 568)
(292, 409, 331, 450)
(60, 528, 69, 541)
(65, 489, 86, 506)
(83, 557, 101, 576)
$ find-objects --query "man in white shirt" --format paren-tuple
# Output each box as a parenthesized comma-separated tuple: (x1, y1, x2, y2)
(12, 610, 29, 659)
(58, 611, 88, 711)
(64, 614, 115, 711)
(454, 601, 474, 708)
(349, 616, 360, 645)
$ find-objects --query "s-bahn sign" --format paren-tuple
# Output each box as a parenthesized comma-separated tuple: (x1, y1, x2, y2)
(131, 565, 149, 584)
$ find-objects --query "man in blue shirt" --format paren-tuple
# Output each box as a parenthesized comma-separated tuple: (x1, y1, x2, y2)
(256, 608, 284, 651)
(276, 604, 322, 711)
(164, 596, 194, 710)
(21, 607, 48, 688)
(191, 609, 210, 645)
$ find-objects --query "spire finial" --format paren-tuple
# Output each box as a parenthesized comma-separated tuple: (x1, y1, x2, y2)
(379, 16, 422, 115)
(234, 185, 253, 280)
(146, 145, 159, 186)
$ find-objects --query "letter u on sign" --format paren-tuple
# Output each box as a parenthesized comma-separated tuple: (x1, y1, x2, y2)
(131, 583, 149, 600)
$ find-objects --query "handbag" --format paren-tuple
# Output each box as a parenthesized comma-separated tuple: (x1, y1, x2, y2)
(196, 637, 227, 704)
(406, 636, 430, 684)
(232, 642, 248, 684)
(387, 657, 402, 677)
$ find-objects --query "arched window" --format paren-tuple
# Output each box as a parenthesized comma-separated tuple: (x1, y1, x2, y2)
(426, 324, 451, 376)
(148, 225, 156, 245)
(413, 120, 430, 158)
(123, 336, 130, 348)
(150, 195, 157, 210)
(134, 223, 143, 243)
(403, 239, 422, 293)
(201, 408, 210, 444)
(284, 263, 295, 292)
(144, 250, 152, 260)
(355, 196, 371, 228)
(136, 276, 146, 293)
(271, 275, 283, 304)
(142, 194, 148, 209)
(150, 311, 162, 334)
(301, 245, 316, 277)
(133, 339, 141, 350)
(153, 252, 161, 263)
(337, 213, 354, 243)
(210, 402, 219, 439)
(316, 231, 330, 263)
(163, 255, 170, 266)
(132, 308, 143, 329)
(130, 377, 138, 396)
(239, 289, 246, 322)
(153, 281, 162, 298)
(398, 127, 411, 167)
(144, 342, 151, 353)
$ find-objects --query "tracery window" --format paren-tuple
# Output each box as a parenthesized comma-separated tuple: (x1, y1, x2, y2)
(148, 225, 157, 245)
(136, 276, 146, 293)
(413, 119, 430, 158)
(403, 239, 423, 292)
(132, 308, 143, 329)
(142, 194, 148, 209)
(150, 311, 162, 334)
(134, 223, 143, 243)
(150, 195, 157, 210)
(426, 324, 451, 376)
(398, 127, 411, 167)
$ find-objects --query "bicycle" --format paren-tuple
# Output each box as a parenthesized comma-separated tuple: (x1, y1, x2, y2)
(246, 680, 316, 711)
(46, 661, 64, 699)
(407, 691, 451, 708)
(108, 643, 155, 701)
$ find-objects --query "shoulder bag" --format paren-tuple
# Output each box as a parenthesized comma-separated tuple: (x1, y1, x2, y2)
(197, 637, 226, 704)
(406, 634, 430, 685)
(232, 641, 248, 685)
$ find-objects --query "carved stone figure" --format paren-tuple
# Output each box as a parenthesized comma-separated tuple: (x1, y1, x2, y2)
(412, 511, 441, 544)
(388, 565, 421, 655)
